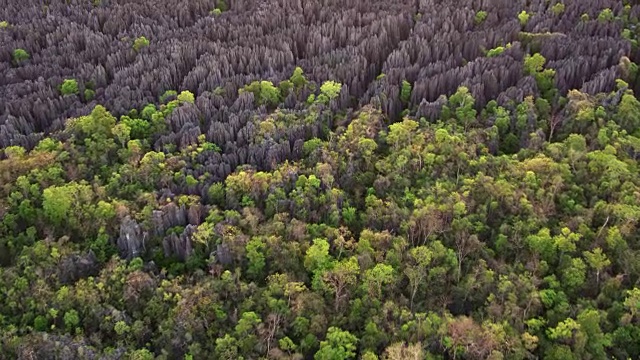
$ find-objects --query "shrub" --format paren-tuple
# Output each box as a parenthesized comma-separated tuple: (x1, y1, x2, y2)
(487, 46, 506, 57)
(621, 29, 638, 48)
(141, 104, 157, 119)
(518, 11, 530, 26)
(342, 206, 357, 225)
(290, 67, 308, 89)
(130, 349, 154, 360)
(132, 36, 150, 51)
(524, 53, 546, 75)
(202, 142, 221, 152)
(12, 48, 30, 64)
(63, 309, 80, 331)
(185, 175, 199, 187)
(84, 89, 95, 101)
(33, 315, 48, 331)
(210, 8, 222, 16)
(207, 182, 225, 205)
(475, 11, 488, 24)
(0, 21, 8, 28)
(278, 80, 293, 97)
(306, 94, 316, 104)
(61, 79, 79, 95)
(213, 86, 225, 96)
(551, 3, 565, 16)
(129, 257, 144, 271)
(216, 0, 228, 11)
(5, 145, 25, 159)
(598, 9, 614, 22)
(159, 90, 177, 103)
(400, 80, 412, 103)
(581, 13, 590, 22)
(114, 321, 130, 336)
(303, 138, 323, 155)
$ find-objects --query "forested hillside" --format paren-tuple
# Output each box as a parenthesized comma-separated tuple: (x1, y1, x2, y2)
(3, 0, 640, 359)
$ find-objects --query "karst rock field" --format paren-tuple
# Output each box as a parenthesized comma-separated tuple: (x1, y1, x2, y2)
(3, 0, 640, 359)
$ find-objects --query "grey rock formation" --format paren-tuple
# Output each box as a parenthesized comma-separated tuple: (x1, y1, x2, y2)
(162, 224, 197, 261)
(117, 216, 147, 259)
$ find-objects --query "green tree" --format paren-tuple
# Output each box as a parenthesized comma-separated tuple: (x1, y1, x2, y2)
(624, 288, 640, 319)
(318, 81, 342, 104)
(60, 79, 79, 95)
(114, 320, 130, 336)
(258, 81, 280, 106)
(305, 238, 332, 273)
(63, 309, 80, 331)
(278, 80, 293, 97)
(4, 145, 25, 159)
(113, 123, 131, 148)
(121, 116, 151, 139)
(314, 327, 358, 360)
(216, 0, 229, 11)
(133, 36, 150, 51)
(241, 81, 281, 107)
(246, 237, 266, 279)
(386, 119, 419, 150)
(405, 246, 433, 310)
(42, 182, 94, 229)
(524, 53, 546, 75)
(12, 48, 29, 64)
(617, 93, 640, 133)
(475, 11, 488, 24)
(448, 86, 477, 129)
(362, 263, 394, 299)
(207, 182, 226, 205)
(72, 105, 117, 139)
(130, 349, 155, 360)
(33, 315, 48, 331)
(562, 257, 587, 292)
(523, 53, 556, 100)
(400, 80, 412, 104)
(545, 345, 577, 360)
(215, 334, 242, 360)
(547, 317, 580, 341)
(235, 311, 262, 354)
(575, 309, 611, 359)
(583, 248, 610, 285)
(527, 228, 556, 261)
(177, 90, 195, 104)
(42, 185, 75, 226)
(362, 351, 379, 360)
(322, 256, 359, 311)
(141, 104, 157, 119)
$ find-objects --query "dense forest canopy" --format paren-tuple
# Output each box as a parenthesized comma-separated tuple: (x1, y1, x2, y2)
(3, 0, 640, 359)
